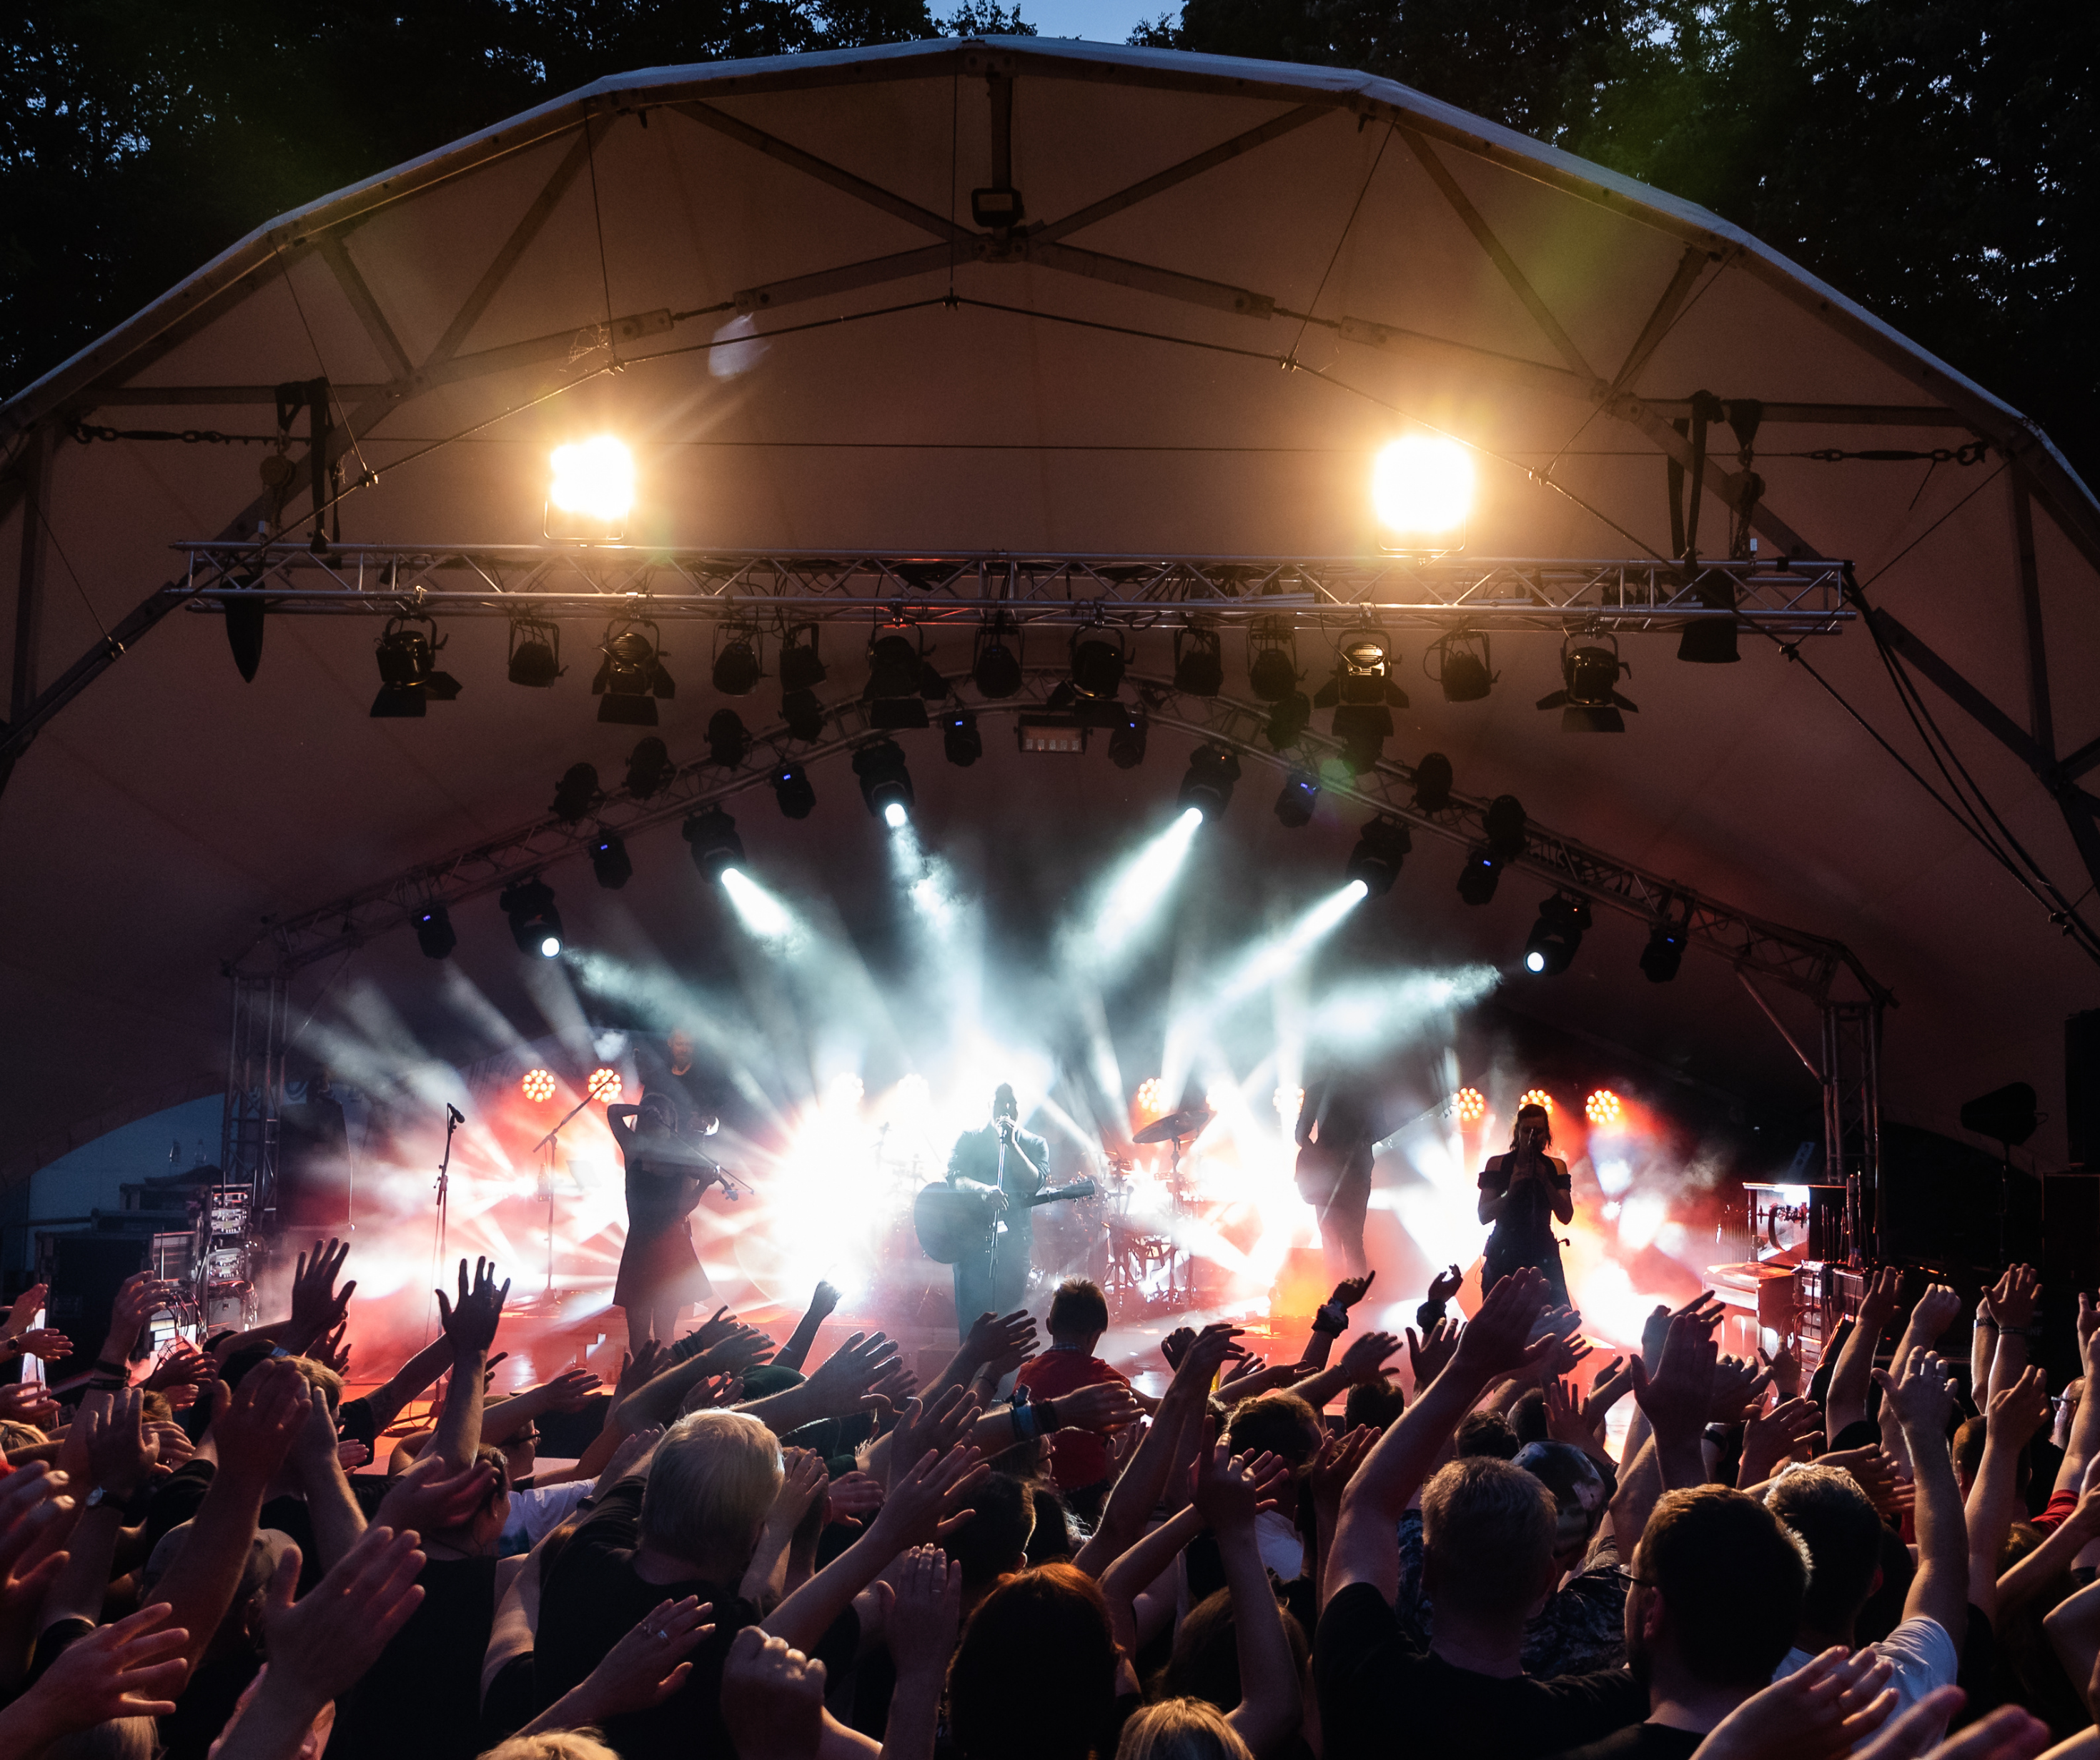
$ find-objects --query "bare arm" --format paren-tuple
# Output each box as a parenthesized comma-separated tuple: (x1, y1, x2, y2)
(1876, 1346, 1968, 1639)
(773, 1283, 842, 1375)
(1826, 1266, 1903, 1446)
(431, 1259, 509, 1472)
(2001, 1478, 2100, 1619)
(291, 1397, 366, 1573)
(2056, 1324, 2100, 1498)
(1073, 1326, 1234, 1577)
(1967, 1367, 2050, 1626)
(357, 1333, 455, 1435)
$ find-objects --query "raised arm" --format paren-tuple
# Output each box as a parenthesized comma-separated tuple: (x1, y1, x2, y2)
(925, 1309, 1038, 1403)
(2057, 1323, 2100, 1499)
(1194, 1433, 1303, 1759)
(733, 1331, 896, 1438)
(356, 1333, 455, 1435)
(482, 1367, 604, 1446)
(289, 1390, 366, 1572)
(1966, 1366, 2050, 1626)
(772, 1283, 842, 1374)
(1873, 1346, 1968, 1639)
(432, 1257, 510, 1471)
(1826, 1266, 1903, 1446)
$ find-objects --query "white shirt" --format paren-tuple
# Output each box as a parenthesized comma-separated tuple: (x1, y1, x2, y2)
(497, 1481, 593, 1557)
(1774, 1614, 1958, 1724)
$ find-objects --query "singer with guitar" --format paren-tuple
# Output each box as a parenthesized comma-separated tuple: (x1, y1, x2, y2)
(942, 1083, 1054, 1338)
(606, 1091, 723, 1346)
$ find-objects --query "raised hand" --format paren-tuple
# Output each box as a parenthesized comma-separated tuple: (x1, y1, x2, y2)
(1217, 1354, 1313, 1400)
(435, 1257, 508, 1355)
(695, 1324, 777, 1378)
(1542, 1376, 1605, 1455)
(801, 1331, 901, 1416)
(1630, 1313, 1719, 1451)
(1857, 1265, 1906, 1328)
(689, 1306, 739, 1352)
(309, 1321, 352, 1378)
(106, 1272, 182, 1351)
(373, 1450, 500, 1537)
(570, 1596, 716, 1719)
(1, 1283, 48, 1340)
(213, 1356, 312, 1483)
(288, 1239, 355, 1341)
(961, 1308, 1039, 1368)
(15, 1328, 71, 1363)
(1643, 1292, 1724, 1368)
(1170, 1323, 1245, 1392)
(1987, 1366, 2051, 1452)
(1051, 1380, 1145, 1435)
(1759, 1341, 1803, 1399)
(79, 1388, 166, 1499)
(1710, 1354, 1773, 1422)
(677, 1372, 742, 1416)
(0, 1604, 189, 1737)
(1693, 1644, 1896, 1760)
(1902, 1283, 1966, 1346)
(1451, 1267, 1555, 1383)
(0, 1383, 59, 1430)
(885, 1386, 980, 1488)
(1329, 1271, 1377, 1311)
(1191, 1426, 1265, 1534)
(1873, 1347, 1957, 1438)
(616, 1341, 670, 1401)
(720, 1626, 826, 1760)
(766, 1448, 829, 1534)
(144, 1340, 214, 1395)
(1307, 1425, 1379, 1514)
(541, 1366, 604, 1411)
(251, 1526, 427, 1711)
(1337, 1331, 1403, 1385)
(1426, 1264, 1465, 1306)
(1740, 1397, 1825, 1485)
(808, 1281, 841, 1321)
(873, 1443, 988, 1550)
(0, 1466, 76, 1630)
(1583, 1355, 1633, 1423)
(884, 1545, 963, 1683)
(1406, 1318, 1462, 1388)
(1160, 1326, 1197, 1370)
(826, 1470, 886, 1526)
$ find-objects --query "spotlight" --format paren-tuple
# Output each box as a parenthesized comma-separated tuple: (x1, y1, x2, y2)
(973, 616, 1024, 700)
(853, 738, 914, 825)
(546, 437, 634, 540)
(412, 903, 455, 960)
(1136, 1077, 1166, 1116)
(1519, 1088, 1555, 1113)
(1413, 752, 1454, 813)
(1334, 632, 1396, 705)
(507, 617, 563, 687)
(371, 615, 462, 717)
(773, 762, 816, 819)
(593, 622, 673, 726)
(712, 627, 763, 696)
(943, 710, 984, 767)
(683, 807, 743, 882)
(1522, 894, 1592, 975)
(1273, 772, 1319, 828)
(588, 830, 633, 890)
(1428, 633, 1494, 702)
(625, 737, 676, 800)
(1640, 918, 1686, 983)
(1264, 692, 1312, 751)
(499, 877, 563, 958)
(587, 1066, 623, 1103)
(867, 632, 923, 699)
(1248, 625, 1298, 704)
(1455, 1086, 1486, 1123)
(705, 710, 751, 767)
(778, 625, 826, 692)
(1371, 434, 1473, 550)
(521, 1068, 557, 1103)
(1069, 626, 1127, 699)
(1108, 710, 1147, 770)
(1483, 795, 1527, 860)
(1537, 637, 1638, 732)
(1586, 1089, 1623, 1128)
(1173, 629, 1224, 697)
(1331, 702, 1393, 774)
(782, 690, 826, 742)
(1678, 575, 1740, 664)
(1178, 744, 1240, 820)
(1346, 816, 1412, 896)
(1456, 850, 1502, 906)
(550, 762, 600, 823)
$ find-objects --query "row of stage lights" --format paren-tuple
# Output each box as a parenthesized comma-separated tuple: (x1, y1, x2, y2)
(359, 434, 1734, 729)
(1455, 1086, 1624, 1127)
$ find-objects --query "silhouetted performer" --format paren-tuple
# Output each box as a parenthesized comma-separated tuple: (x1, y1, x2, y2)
(946, 1083, 1049, 1336)
(1296, 1075, 1382, 1279)
(1477, 1100, 1573, 1304)
(607, 1093, 720, 1345)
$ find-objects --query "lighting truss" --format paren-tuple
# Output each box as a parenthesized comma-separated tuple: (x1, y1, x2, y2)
(174, 542, 1851, 637)
(234, 669, 1886, 1007)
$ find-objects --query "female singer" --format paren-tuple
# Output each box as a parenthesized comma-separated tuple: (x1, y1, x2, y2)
(1477, 1101, 1572, 1303)
(605, 1093, 720, 1346)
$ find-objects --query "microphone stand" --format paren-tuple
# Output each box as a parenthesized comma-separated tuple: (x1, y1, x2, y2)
(430, 1103, 463, 1334)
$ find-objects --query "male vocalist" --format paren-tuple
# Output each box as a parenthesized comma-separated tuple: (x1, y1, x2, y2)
(946, 1083, 1050, 1336)
(1477, 1100, 1573, 1303)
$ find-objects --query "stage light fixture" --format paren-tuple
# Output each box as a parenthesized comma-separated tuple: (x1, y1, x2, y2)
(1177, 743, 1241, 821)
(1331, 702, 1394, 774)
(550, 762, 600, 824)
(547, 437, 635, 540)
(1640, 919, 1686, 983)
(1678, 576, 1741, 665)
(712, 627, 763, 696)
(625, 737, 676, 800)
(587, 1066, 623, 1103)
(1483, 795, 1528, 861)
(773, 762, 816, 819)
(1248, 622, 1298, 703)
(1108, 710, 1147, 770)
(1455, 1086, 1486, 1123)
(868, 632, 923, 698)
(973, 616, 1024, 700)
(370, 615, 462, 717)
(224, 573, 264, 682)
(1070, 626, 1128, 700)
(413, 903, 455, 960)
(705, 710, 752, 768)
(1173, 629, 1224, 697)
(853, 738, 915, 825)
(1264, 692, 1312, 751)
(1456, 849, 1502, 906)
(521, 1068, 557, 1103)
(588, 830, 632, 890)
(499, 877, 563, 958)
(1136, 1077, 1166, 1115)
(943, 710, 984, 767)
(1522, 894, 1592, 975)
(782, 690, 826, 742)
(1537, 636, 1638, 732)
(1413, 752, 1455, 813)
(1334, 632, 1395, 705)
(1586, 1089, 1623, 1128)
(1519, 1088, 1555, 1113)
(1371, 434, 1472, 550)
(1346, 816, 1412, 896)
(778, 625, 826, 692)
(507, 617, 563, 688)
(683, 806, 744, 882)
(1274, 772, 1319, 828)
(593, 622, 673, 726)
(1428, 632, 1494, 702)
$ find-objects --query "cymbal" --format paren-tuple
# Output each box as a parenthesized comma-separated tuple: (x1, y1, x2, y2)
(1133, 1106, 1214, 1145)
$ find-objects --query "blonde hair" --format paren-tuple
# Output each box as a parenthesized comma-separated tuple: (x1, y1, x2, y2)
(640, 1410, 782, 1565)
(0, 1420, 47, 1456)
(1115, 1700, 1253, 1760)
(46, 1719, 157, 1760)
(480, 1734, 620, 1760)
(287, 1356, 345, 1410)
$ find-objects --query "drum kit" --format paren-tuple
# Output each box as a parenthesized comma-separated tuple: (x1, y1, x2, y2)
(1097, 1105, 1214, 1312)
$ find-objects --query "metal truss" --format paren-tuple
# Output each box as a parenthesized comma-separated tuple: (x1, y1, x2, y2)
(240, 670, 1886, 1008)
(174, 542, 1849, 635)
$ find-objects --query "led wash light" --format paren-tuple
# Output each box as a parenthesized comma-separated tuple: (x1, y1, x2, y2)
(1587, 1090, 1623, 1128)
(1455, 1087, 1486, 1123)
(587, 1067, 623, 1103)
(547, 437, 634, 540)
(521, 1068, 557, 1103)
(1372, 436, 1473, 551)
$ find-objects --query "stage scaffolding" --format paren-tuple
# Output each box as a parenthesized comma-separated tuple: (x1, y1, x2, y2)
(209, 972, 285, 1332)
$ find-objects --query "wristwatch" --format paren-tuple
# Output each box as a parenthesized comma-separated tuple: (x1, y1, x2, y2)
(82, 1486, 111, 1510)
(1312, 1303, 1349, 1336)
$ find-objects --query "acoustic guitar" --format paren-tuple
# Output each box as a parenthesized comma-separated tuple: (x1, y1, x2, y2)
(913, 1179, 1099, 1265)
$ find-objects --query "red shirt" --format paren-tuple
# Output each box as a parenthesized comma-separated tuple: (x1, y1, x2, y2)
(1014, 1348, 1128, 1492)
(2035, 1486, 2079, 1533)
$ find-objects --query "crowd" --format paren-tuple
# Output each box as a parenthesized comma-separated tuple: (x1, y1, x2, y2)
(0, 1243, 2096, 1760)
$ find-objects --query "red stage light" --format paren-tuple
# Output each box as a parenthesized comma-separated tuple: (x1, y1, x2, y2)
(521, 1069, 556, 1103)
(1586, 1089, 1623, 1128)
(1519, 1088, 1555, 1113)
(1454, 1087, 1486, 1123)
(1135, 1077, 1165, 1117)
(588, 1067, 623, 1103)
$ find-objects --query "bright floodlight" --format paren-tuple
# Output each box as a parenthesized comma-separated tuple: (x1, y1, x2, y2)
(1372, 436, 1472, 543)
(1524, 948, 1547, 973)
(538, 933, 562, 958)
(721, 867, 796, 940)
(550, 437, 635, 521)
(883, 801, 908, 829)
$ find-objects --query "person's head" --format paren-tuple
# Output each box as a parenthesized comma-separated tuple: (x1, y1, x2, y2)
(992, 1083, 1019, 1122)
(502, 1419, 540, 1485)
(1512, 1103, 1551, 1152)
(480, 1734, 620, 1760)
(1627, 1486, 1809, 1692)
(1115, 1699, 1254, 1760)
(0, 1419, 47, 1456)
(640, 1409, 783, 1573)
(1046, 1279, 1109, 1346)
(637, 1093, 678, 1135)
(1159, 1586, 1310, 1718)
(1509, 1388, 1548, 1446)
(1342, 1381, 1406, 1433)
(1765, 1463, 1886, 1638)
(948, 1473, 1036, 1591)
(1512, 1441, 1608, 1571)
(1419, 1456, 1558, 1626)
(1223, 1392, 1322, 1469)
(44, 1720, 157, 1760)
(144, 1524, 299, 1658)
(949, 1565, 1116, 1760)
(1455, 1409, 1520, 1460)
(667, 1030, 695, 1069)
(1952, 1415, 1988, 1498)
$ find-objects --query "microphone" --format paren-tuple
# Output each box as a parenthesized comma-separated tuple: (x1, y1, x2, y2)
(446, 1104, 465, 1125)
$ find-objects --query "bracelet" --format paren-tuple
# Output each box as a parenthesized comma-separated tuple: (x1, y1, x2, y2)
(1999, 1323, 2041, 1340)
(1312, 1303, 1348, 1336)
(1036, 1396, 1061, 1432)
(90, 1358, 124, 1378)
(1010, 1402, 1039, 1442)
